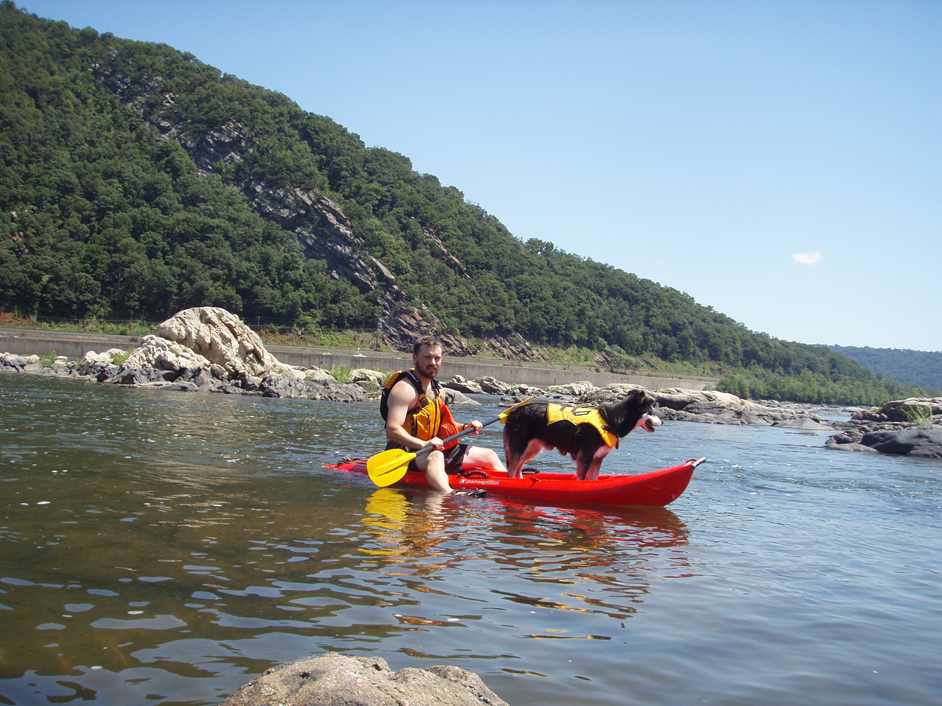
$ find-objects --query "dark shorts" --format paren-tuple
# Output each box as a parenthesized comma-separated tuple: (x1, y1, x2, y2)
(387, 443, 469, 475)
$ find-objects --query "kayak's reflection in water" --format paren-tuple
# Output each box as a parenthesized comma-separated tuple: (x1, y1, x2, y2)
(358, 487, 691, 623)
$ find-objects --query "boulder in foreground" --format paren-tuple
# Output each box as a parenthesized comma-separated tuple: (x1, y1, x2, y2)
(220, 652, 507, 706)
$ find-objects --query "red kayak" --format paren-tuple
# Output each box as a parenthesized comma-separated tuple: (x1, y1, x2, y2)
(324, 457, 704, 508)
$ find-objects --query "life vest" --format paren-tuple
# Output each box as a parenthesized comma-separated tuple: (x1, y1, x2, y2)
(546, 403, 619, 448)
(380, 370, 462, 446)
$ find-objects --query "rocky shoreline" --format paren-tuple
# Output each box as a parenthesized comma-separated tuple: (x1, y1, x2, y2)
(2, 307, 939, 461)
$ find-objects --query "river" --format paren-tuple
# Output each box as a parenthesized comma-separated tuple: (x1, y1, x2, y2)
(0, 374, 939, 705)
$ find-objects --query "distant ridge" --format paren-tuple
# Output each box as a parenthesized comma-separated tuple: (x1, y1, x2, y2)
(828, 345, 942, 392)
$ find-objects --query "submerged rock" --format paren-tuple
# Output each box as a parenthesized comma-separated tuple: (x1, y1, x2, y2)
(220, 652, 507, 706)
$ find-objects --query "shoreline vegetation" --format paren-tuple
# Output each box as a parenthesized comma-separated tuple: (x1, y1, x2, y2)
(0, 312, 929, 406)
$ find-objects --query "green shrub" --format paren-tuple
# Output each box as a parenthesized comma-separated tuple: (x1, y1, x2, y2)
(331, 366, 352, 383)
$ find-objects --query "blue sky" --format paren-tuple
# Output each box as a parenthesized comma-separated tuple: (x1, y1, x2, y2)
(21, 0, 941, 351)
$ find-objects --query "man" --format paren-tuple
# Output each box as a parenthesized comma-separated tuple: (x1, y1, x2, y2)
(381, 336, 506, 493)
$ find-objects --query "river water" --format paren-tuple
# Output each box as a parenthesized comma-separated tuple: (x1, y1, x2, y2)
(0, 374, 939, 706)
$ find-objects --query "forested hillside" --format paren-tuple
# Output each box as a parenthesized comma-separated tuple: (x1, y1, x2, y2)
(829, 346, 942, 392)
(0, 3, 921, 404)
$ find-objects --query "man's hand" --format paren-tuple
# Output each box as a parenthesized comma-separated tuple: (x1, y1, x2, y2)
(426, 436, 444, 451)
(464, 420, 483, 434)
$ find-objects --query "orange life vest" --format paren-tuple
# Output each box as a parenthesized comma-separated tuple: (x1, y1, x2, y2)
(380, 370, 462, 446)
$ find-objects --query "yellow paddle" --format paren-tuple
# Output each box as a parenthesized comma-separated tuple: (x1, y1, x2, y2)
(366, 397, 533, 487)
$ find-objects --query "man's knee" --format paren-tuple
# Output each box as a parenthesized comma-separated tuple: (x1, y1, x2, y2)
(481, 448, 500, 464)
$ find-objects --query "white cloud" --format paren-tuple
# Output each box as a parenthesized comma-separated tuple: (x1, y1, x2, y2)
(792, 250, 822, 266)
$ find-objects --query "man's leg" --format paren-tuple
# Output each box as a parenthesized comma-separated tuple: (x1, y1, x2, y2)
(413, 449, 452, 493)
(462, 446, 506, 473)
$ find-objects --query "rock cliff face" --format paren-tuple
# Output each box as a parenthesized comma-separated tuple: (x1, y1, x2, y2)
(89, 58, 480, 355)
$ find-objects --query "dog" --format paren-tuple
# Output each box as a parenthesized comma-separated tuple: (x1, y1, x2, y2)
(502, 389, 661, 480)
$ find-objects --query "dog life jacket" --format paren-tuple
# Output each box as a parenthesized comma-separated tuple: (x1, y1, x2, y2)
(380, 369, 461, 446)
(546, 404, 619, 448)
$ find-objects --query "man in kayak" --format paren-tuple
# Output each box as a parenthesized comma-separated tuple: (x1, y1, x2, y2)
(382, 336, 507, 493)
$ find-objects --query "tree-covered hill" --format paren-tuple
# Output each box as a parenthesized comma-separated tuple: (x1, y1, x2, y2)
(828, 345, 942, 392)
(0, 3, 920, 404)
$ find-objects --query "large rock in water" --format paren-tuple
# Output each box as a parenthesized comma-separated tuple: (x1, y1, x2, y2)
(220, 652, 507, 706)
(851, 397, 942, 424)
(829, 427, 942, 459)
(113, 308, 366, 401)
(154, 306, 290, 379)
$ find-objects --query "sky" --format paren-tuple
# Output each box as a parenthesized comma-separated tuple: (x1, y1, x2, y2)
(19, 0, 942, 351)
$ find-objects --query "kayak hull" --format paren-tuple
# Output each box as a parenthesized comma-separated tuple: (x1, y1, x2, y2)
(324, 457, 703, 508)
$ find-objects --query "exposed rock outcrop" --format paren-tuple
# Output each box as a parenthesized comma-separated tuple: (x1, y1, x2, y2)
(152, 307, 290, 379)
(1, 309, 365, 401)
(125, 334, 216, 374)
(827, 426, 942, 459)
(220, 652, 507, 706)
(826, 397, 942, 459)
(850, 397, 942, 424)
(90, 58, 483, 356)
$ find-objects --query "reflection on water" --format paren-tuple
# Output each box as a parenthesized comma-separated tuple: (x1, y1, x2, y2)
(2, 375, 942, 706)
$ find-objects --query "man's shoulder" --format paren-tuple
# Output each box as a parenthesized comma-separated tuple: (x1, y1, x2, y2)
(389, 376, 421, 399)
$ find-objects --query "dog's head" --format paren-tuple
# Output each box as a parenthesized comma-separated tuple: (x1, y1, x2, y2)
(604, 389, 661, 437)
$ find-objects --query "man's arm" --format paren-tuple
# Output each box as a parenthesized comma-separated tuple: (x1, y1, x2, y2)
(385, 380, 437, 450)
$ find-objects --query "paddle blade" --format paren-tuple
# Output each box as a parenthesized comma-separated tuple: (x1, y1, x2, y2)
(366, 448, 414, 487)
(497, 397, 534, 422)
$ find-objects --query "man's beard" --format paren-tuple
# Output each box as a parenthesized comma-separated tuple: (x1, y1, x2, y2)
(416, 362, 439, 380)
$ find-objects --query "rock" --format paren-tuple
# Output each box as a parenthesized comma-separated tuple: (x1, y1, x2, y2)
(477, 332, 542, 361)
(0, 352, 30, 372)
(506, 383, 543, 398)
(476, 376, 512, 395)
(852, 397, 942, 424)
(828, 427, 942, 459)
(579, 383, 646, 406)
(350, 368, 386, 386)
(219, 652, 507, 706)
(258, 374, 366, 401)
(153, 307, 286, 379)
(546, 380, 596, 398)
(110, 366, 169, 386)
(860, 428, 942, 458)
(125, 334, 214, 373)
(303, 367, 335, 383)
(83, 348, 127, 365)
(442, 388, 481, 407)
(137, 381, 200, 392)
(444, 375, 484, 395)
(648, 388, 831, 428)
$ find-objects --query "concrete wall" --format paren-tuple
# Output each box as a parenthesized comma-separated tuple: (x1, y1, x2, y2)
(0, 328, 718, 391)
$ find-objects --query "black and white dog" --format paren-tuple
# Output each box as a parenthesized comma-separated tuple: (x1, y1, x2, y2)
(502, 389, 661, 480)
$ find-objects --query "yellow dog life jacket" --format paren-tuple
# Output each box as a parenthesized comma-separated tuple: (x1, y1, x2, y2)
(380, 369, 461, 444)
(546, 403, 619, 448)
